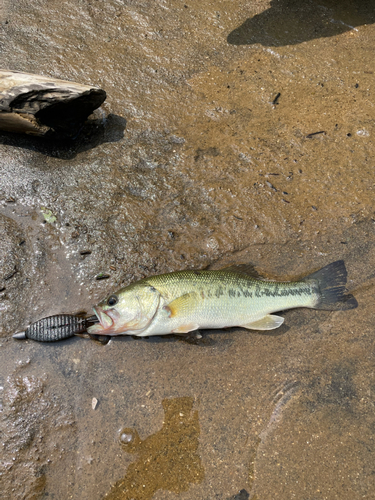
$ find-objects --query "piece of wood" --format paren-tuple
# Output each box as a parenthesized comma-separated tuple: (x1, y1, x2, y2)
(0, 69, 106, 138)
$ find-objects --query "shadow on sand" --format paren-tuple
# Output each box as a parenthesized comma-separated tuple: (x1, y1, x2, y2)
(227, 0, 375, 47)
(0, 113, 126, 160)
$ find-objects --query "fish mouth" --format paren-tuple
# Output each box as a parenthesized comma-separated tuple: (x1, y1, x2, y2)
(87, 306, 115, 334)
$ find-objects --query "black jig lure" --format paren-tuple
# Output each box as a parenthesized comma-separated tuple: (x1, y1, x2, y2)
(13, 314, 98, 342)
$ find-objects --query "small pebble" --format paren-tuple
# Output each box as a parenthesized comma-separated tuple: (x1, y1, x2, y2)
(120, 432, 133, 444)
(356, 129, 369, 137)
(266, 181, 277, 191)
(92, 397, 98, 410)
(96, 273, 110, 280)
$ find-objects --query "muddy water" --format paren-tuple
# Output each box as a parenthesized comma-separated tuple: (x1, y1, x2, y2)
(1, 1, 375, 499)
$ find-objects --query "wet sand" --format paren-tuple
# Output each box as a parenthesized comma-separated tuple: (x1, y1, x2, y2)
(1, 1, 375, 499)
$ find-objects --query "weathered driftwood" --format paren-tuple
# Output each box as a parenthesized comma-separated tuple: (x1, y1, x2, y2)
(0, 70, 106, 138)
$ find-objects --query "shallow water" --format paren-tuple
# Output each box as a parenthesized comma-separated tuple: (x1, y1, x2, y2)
(1, 1, 375, 499)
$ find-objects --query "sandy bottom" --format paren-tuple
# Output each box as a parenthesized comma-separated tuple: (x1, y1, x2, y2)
(1, 1, 375, 498)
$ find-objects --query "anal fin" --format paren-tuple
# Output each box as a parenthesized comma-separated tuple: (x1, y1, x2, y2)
(241, 314, 284, 331)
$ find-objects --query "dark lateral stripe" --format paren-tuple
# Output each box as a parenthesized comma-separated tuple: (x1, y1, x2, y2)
(204, 284, 316, 300)
(224, 284, 315, 299)
(254, 284, 313, 298)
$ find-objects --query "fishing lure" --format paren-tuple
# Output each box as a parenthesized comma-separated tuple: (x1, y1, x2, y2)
(13, 314, 99, 342)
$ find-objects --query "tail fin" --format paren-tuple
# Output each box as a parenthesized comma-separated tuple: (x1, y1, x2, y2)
(304, 260, 358, 311)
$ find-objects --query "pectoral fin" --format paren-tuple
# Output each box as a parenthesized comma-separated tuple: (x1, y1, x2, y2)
(241, 315, 284, 330)
(164, 292, 199, 318)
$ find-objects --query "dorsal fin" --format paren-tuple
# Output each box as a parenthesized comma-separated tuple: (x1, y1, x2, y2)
(220, 263, 261, 279)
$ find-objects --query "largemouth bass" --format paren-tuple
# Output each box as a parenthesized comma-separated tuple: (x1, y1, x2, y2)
(88, 260, 357, 337)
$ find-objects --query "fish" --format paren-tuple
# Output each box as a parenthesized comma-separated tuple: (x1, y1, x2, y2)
(87, 260, 357, 337)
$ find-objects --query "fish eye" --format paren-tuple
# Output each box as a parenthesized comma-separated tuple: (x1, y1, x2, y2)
(107, 295, 118, 307)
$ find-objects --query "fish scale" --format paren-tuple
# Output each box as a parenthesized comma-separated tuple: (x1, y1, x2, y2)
(144, 270, 320, 333)
(87, 261, 357, 337)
